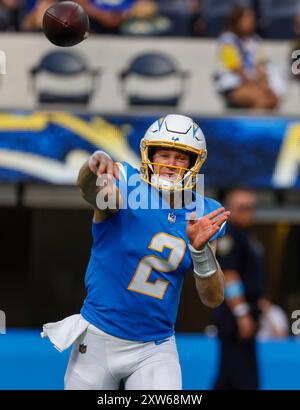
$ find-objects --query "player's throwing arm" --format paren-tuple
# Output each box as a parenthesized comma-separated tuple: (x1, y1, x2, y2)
(187, 207, 231, 308)
(77, 150, 121, 215)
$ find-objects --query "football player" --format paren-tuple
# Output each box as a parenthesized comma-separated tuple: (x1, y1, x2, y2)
(43, 114, 230, 390)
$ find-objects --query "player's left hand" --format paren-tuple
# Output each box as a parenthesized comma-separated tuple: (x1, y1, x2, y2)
(187, 207, 230, 250)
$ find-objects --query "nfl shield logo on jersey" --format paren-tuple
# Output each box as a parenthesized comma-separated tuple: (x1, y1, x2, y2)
(168, 212, 176, 223)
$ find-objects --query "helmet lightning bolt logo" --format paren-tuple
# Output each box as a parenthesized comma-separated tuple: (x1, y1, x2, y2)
(193, 122, 201, 141)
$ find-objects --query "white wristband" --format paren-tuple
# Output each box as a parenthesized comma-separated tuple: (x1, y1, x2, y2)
(232, 303, 250, 317)
(188, 242, 218, 279)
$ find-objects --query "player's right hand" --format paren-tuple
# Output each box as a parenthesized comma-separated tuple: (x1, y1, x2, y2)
(88, 150, 121, 181)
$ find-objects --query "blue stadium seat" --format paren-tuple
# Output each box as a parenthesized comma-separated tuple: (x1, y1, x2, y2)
(259, 0, 298, 39)
(202, 0, 252, 37)
(119, 52, 188, 106)
(30, 51, 100, 104)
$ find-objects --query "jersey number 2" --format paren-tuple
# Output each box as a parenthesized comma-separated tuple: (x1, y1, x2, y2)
(127, 232, 186, 300)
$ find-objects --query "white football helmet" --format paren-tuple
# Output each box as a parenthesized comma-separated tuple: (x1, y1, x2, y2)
(140, 114, 207, 191)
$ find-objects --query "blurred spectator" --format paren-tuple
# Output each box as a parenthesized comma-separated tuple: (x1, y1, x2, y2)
(214, 5, 281, 110)
(0, 0, 24, 31)
(187, 0, 205, 37)
(76, 0, 135, 34)
(293, 11, 300, 48)
(213, 188, 266, 390)
(257, 298, 289, 340)
(21, 0, 56, 31)
(120, 0, 172, 36)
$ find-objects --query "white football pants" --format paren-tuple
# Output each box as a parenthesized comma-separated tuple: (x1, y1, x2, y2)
(64, 324, 182, 390)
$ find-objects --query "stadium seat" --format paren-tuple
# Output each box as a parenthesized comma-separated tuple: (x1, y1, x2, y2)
(30, 51, 100, 104)
(259, 0, 298, 39)
(119, 52, 188, 106)
(202, 0, 252, 37)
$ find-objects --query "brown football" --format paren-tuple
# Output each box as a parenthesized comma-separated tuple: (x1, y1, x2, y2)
(43, 1, 89, 47)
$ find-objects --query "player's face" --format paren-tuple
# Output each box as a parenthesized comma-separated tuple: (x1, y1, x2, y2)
(228, 191, 257, 228)
(238, 9, 255, 36)
(295, 14, 300, 37)
(152, 148, 190, 180)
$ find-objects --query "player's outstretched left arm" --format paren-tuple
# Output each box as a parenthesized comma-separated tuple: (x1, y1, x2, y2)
(186, 207, 230, 308)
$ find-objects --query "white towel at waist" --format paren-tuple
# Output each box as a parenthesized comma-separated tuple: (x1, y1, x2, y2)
(41, 314, 90, 352)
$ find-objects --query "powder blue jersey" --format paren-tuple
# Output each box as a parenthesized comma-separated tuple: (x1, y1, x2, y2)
(81, 162, 226, 342)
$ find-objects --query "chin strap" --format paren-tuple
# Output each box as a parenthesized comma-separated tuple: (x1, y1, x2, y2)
(151, 174, 183, 190)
